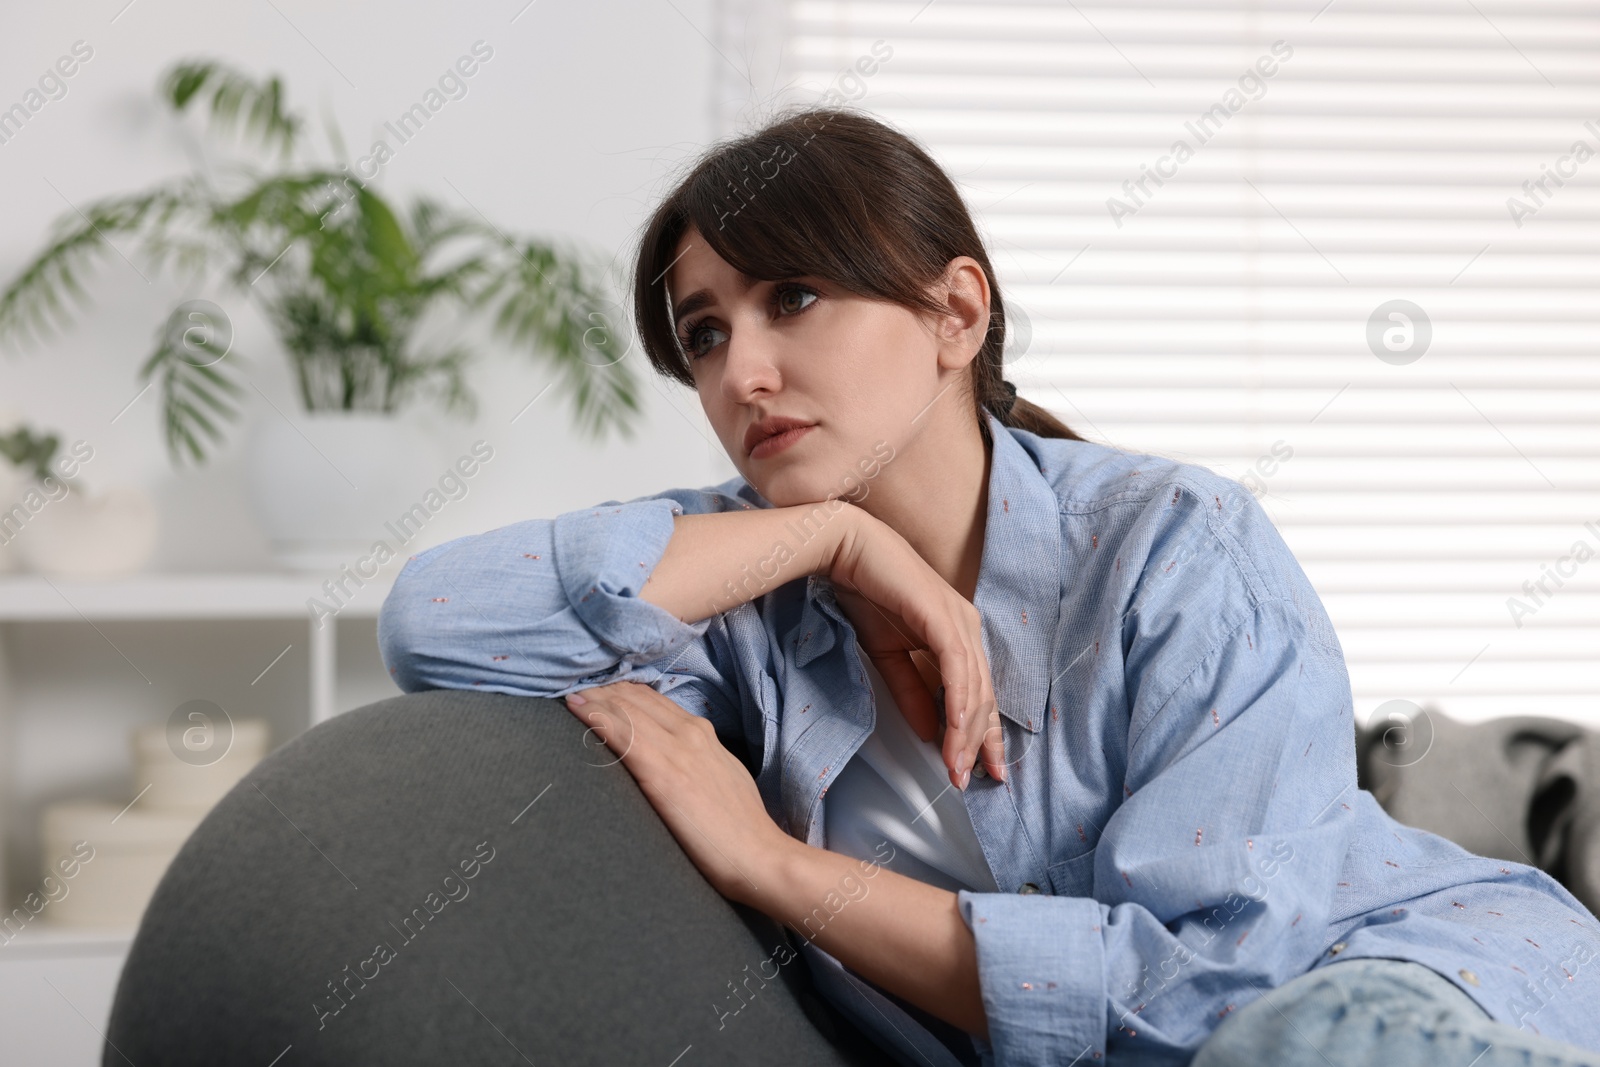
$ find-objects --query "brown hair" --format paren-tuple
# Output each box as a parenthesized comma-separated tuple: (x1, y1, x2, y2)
(629, 104, 1083, 448)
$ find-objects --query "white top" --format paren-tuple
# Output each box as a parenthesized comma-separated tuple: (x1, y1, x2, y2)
(824, 642, 1001, 894)
(798, 643, 998, 1067)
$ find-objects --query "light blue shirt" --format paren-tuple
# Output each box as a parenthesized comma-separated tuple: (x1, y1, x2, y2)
(807, 641, 1001, 1067)
(377, 412, 1600, 1066)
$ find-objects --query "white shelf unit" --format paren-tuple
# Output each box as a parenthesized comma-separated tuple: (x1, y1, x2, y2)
(0, 571, 397, 1064)
(0, 573, 394, 727)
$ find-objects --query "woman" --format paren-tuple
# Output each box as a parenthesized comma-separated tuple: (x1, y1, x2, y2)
(377, 106, 1600, 1066)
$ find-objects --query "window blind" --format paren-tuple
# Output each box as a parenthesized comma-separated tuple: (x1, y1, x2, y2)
(711, 0, 1600, 729)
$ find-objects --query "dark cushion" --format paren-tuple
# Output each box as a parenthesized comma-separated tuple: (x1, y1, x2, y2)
(104, 689, 885, 1066)
(1357, 708, 1600, 917)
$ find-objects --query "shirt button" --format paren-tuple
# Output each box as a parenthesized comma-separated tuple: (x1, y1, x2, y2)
(1459, 969, 1480, 986)
(973, 765, 988, 778)
(1328, 942, 1347, 956)
(1019, 882, 1042, 895)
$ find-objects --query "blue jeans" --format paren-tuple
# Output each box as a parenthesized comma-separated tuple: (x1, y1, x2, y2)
(1191, 957, 1600, 1067)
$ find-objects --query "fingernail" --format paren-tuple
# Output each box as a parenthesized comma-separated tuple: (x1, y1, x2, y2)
(566, 692, 587, 705)
(959, 768, 971, 790)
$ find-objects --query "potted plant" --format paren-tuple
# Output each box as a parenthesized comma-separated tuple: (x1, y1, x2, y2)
(0, 422, 157, 578)
(0, 59, 642, 569)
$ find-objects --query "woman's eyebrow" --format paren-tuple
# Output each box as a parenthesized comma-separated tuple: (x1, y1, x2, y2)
(670, 270, 764, 323)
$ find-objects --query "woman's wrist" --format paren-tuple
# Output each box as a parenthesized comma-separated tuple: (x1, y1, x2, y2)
(815, 497, 872, 581)
(727, 828, 811, 910)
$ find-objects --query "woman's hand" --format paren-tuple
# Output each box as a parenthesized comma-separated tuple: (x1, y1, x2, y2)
(826, 507, 1005, 788)
(562, 681, 796, 906)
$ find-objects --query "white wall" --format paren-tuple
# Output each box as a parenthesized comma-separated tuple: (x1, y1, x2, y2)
(0, 0, 744, 574)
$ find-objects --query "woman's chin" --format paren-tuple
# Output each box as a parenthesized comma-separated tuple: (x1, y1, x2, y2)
(748, 473, 829, 510)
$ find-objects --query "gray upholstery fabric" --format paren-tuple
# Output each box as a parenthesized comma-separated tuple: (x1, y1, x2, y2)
(104, 689, 890, 1066)
(1357, 707, 1600, 917)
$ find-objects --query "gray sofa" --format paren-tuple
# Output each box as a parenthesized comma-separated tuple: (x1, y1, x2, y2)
(102, 689, 885, 1066)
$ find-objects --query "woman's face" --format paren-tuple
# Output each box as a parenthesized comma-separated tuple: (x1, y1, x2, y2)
(664, 225, 987, 508)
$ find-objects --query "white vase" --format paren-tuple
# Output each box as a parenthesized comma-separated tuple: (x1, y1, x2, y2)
(0, 465, 23, 573)
(15, 484, 160, 578)
(244, 410, 439, 572)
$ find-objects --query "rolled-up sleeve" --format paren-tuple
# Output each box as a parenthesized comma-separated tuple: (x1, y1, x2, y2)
(958, 587, 1362, 1066)
(550, 498, 708, 662)
(376, 488, 758, 739)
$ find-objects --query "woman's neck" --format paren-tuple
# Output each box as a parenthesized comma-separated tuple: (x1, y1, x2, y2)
(857, 426, 992, 604)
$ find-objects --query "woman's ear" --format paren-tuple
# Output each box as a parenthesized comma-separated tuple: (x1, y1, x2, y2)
(931, 257, 991, 373)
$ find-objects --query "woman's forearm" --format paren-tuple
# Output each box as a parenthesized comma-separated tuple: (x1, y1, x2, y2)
(746, 837, 989, 1040)
(639, 500, 860, 624)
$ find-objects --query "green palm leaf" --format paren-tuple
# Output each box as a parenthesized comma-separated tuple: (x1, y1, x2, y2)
(138, 311, 246, 466)
(162, 60, 300, 158)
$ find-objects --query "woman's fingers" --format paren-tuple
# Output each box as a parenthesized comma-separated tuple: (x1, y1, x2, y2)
(964, 613, 1006, 783)
(940, 702, 973, 789)
(567, 692, 633, 757)
(940, 677, 1004, 786)
(871, 650, 941, 743)
(979, 707, 1006, 782)
(827, 516, 1005, 790)
(565, 681, 677, 757)
(945, 678, 1000, 788)
(927, 618, 986, 790)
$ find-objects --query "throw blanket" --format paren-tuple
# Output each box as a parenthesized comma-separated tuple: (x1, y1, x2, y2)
(1357, 708, 1600, 917)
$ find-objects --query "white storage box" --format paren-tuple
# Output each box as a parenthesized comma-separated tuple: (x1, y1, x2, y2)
(30, 716, 270, 930)
(133, 717, 269, 811)
(37, 802, 205, 929)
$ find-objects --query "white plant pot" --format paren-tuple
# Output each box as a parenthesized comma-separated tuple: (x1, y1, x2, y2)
(244, 410, 439, 572)
(0, 465, 23, 573)
(15, 485, 159, 578)
(0, 407, 18, 572)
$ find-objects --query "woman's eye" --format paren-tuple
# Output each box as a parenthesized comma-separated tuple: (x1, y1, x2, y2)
(683, 322, 726, 359)
(777, 286, 817, 315)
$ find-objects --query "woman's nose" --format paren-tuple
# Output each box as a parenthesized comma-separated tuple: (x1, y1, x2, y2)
(720, 324, 783, 403)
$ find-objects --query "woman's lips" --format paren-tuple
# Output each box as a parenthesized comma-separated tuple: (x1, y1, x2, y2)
(749, 423, 816, 460)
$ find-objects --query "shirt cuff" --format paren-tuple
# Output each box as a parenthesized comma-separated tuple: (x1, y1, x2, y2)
(957, 890, 1107, 1067)
(551, 497, 709, 664)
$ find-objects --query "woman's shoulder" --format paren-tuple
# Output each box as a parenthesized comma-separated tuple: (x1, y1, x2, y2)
(1017, 428, 1334, 646)
(1014, 427, 1257, 522)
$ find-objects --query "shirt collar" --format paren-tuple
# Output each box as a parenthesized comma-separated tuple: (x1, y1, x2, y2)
(968, 412, 1060, 734)
(795, 413, 1060, 734)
